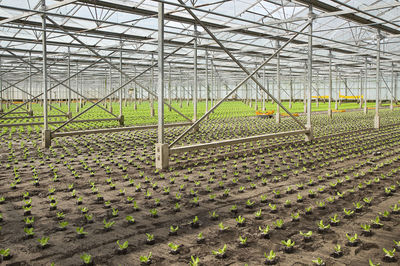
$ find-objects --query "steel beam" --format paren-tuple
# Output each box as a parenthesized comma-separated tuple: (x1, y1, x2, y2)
(276, 41, 281, 123)
(156, 2, 168, 170)
(306, 6, 314, 141)
(52, 122, 192, 137)
(170, 129, 310, 154)
(42, 0, 51, 148)
(375, 31, 381, 129)
(328, 50, 332, 118)
(364, 58, 368, 114)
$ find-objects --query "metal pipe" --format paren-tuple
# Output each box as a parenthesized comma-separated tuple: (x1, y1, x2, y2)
(157, 2, 165, 144)
(307, 6, 313, 130)
(328, 50, 332, 118)
(67, 47, 71, 115)
(375, 30, 381, 128)
(193, 23, 198, 122)
(205, 48, 208, 113)
(276, 41, 281, 123)
(42, 0, 48, 131)
(364, 57, 368, 114)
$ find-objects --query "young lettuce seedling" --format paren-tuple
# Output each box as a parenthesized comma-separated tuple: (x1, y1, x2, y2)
(218, 222, 229, 231)
(76, 227, 88, 238)
(103, 219, 115, 231)
(368, 259, 380, 266)
(196, 232, 205, 243)
(80, 253, 92, 265)
(346, 233, 358, 246)
(169, 225, 179, 236)
(238, 236, 248, 247)
(189, 256, 200, 266)
(361, 224, 372, 236)
(116, 240, 129, 254)
(235, 215, 246, 227)
(281, 239, 295, 253)
(0, 248, 11, 260)
(37, 236, 50, 248)
(264, 249, 277, 265)
(146, 233, 155, 245)
(212, 244, 227, 258)
(312, 257, 325, 266)
(168, 242, 180, 254)
(382, 248, 396, 262)
(300, 231, 313, 242)
(332, 244, 342, 258)
(139, 252, 152, 265)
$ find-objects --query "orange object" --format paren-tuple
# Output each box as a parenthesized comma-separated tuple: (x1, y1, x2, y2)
(256, 110, 275, 116)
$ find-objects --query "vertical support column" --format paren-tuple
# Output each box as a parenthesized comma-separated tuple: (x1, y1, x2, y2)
(67, 48, 71, 118)
(395, 71, 398, 106)
(328, 50, 332, 118)
(262, 61, 266, 111)
(210, 57, 214, 107)
(303, 64, 307, 113)
(335, 66, 338, 110)
(305, 5, 314, 141)
(168, 62, 172, 111)
(150, 54, 155, 117)
(289, 68, 293, 109)
(276, 41, 281, 123)
(134, 66, 137, 110)
(119, 42, 124, 126)
(108, 66, 112, 112)
(28, 52, 33, 115)
(364, 57, 368, 114)
(391, 63, 394, 110)
(80, 73, 83, 108)
(255, 61, 258, 110)
(193, 24, 198, 123)
(75, 64, 79, 112)
(205, 48, 209, 113)
(41, 0, 51, 148)
(374, 31, 381, 129)
(155, 2, 168, 170)
(0, 57, 2, 113)
(359, 71, 363, 109)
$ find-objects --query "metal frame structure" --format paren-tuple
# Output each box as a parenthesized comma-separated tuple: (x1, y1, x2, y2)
(1, 0, 400, 168)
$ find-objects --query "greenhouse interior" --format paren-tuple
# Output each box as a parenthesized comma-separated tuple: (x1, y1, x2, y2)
(1, 0, 400, 265)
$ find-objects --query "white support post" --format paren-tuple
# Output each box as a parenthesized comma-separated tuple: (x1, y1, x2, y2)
(119, 42, 124, 125)
(168, 62, 171, 111)
(150, 54, 155, 117)
(276, 41, 281, 123)
(193, 24, 198, 123)
(391, 63, 394, 110)
(205, 48, 209, 113)
(289, 68, 293, 109)
(359, 71, 363, 109)
(328, 50, 332, 118)
(155, 2, 168, 170)
(306, 5, 314, 141)
(0, 57, 2, 113)
(263, 60, 266, 111)
(42, 0, 51, 148)
(67, 48, 71, 118)
(375, 31, 381, 129)
(28, 52, 33, 115)
(364, 58, 368, 114)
